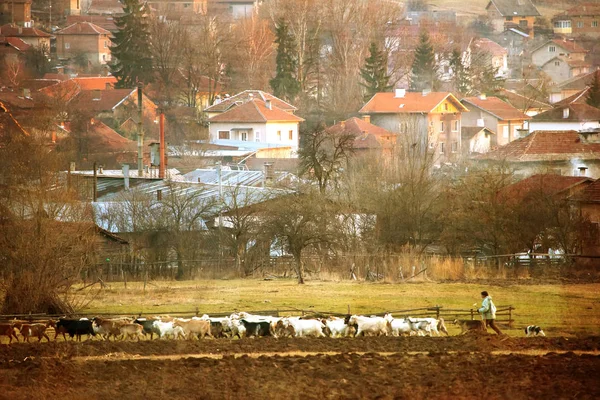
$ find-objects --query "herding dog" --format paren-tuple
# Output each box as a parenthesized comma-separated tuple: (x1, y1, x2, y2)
(524, 325, 545, 337)
(453, 319, 485, 335)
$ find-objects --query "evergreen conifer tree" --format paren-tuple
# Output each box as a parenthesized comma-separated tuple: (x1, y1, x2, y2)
(270, 20, 300, 102)
(360, 43, 392, 101)
(410, 31, 438, 92)
(110, 0, 153, 88)
(449, 48, 470, 95)
(586, 71, 600, 108)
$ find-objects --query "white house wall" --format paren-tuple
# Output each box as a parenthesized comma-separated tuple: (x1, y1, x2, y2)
(209, 121, 299, 151)
(528, 121, 600, 132)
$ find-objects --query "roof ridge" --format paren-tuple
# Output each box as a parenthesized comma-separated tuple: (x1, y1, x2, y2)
(520, 130, 537, 160)
(252, 100, 267, 122)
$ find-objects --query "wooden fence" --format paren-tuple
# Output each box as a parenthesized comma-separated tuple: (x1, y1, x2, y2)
(0, 305, 515, 328)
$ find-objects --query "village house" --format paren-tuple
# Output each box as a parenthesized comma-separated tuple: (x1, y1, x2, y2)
(326, 117, 396, 160)
(461, 126, 495, 155)
(0, 0, 32, 26)
(0, 35, 30, 61)
(486, 0, 540, 38)
(147, 0, 207, 20)
(65, 0, 81, 15)
(461, 95, 530, 147)
(359, 90, 468, 165)
(552, 3, 600, 38)
(65, 15, 117, 32)
(549, 70, 600, 104)
(55, 22, 112, 65)
(474, 130, 600, 179)
(206, 90, 303, 157)
(0, 23, 51, 49)
(530, 39, 590, 84)
(498, 89, 552, 117)
(208, 0, 258, 19)
(82, 0, 124, 15)
(527, 104, 600, 133)
(470, 38, 509, 78)
(571, 178, 600, 256)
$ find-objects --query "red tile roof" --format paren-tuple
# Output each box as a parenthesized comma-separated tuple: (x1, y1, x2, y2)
(72, 89, 138, 113)
(0, 36, 31, 51)
(461, 126, 495, 140)
(84, 120, 136, 152)
(360, 92, 468, 114)
(559, 3, 600, 18)
(205, 90, 296, 113)
(0, 24, 52, 38)
(0, 90, 35, 109)
(499, 89, 552, 112)
(66, 15, 118, 31)
(551, 39, 587, 54)
(498, 174, 592, 203)
(208, 99, 303, 123)
(531, 104, 600, 122)
(327, 117, 395, 149)
(462, 96, 530, 121)
(472, 38, 507, 57)
(476, 130, 600, 162)
(73, 76, 117, 90)
(574, 179, 600, 203)
(56, 22, 111, 35)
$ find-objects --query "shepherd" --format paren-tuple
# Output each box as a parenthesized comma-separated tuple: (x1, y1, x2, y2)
(477, 291, 503, 336)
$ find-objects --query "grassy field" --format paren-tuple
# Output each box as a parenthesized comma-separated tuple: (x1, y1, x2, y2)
(76, 279, 600, 336)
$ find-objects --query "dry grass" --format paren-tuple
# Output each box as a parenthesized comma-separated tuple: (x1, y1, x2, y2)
(74, 280, 600, 336)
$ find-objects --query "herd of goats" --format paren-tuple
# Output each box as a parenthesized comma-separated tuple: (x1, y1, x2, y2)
(0, 312, 467, 344)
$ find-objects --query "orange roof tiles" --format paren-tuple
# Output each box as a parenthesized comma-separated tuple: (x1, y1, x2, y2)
(360, 92, 468, 114)
(462, 96, 530, 121)
(477, 130, 600, 162)
(56, 22, 111, 35)
(575, 179, 600, 203)
(472, 38, 507, 57)
(327, 117, 395, 149)
(73, 76, 117, 90)
(0, 24, 51, 38)
(208, 99, 303, 123)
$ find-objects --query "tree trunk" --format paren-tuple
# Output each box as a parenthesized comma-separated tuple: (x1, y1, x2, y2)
(175, 246, 185, 280)
(293, 253, 305, 284)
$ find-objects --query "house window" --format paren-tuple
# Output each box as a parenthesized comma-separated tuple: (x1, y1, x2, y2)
(288, 130, 293, 140)
(429, 142, 434, 149)
(577, 21, 584, 28)
(444, 103, 449, 111)
(241, 131, 248, 141)
(506, 16, 513, 21)
(440, 121, 445, 132)
(255, 130, 261, 142)
(439, 142, 445, 154)
(452, 120, 459, 132)
(218, 130, 230, 139)
(65, 42, 70, 49)
(503, 126, 509, 139)
(555, 61, 560, 66)
(578, 167, 588, 176)
(184, 2, 190, 7)
(553, 20, 571, 29)
(451, 142, 458, 153)
(593, 21, 599, 28)
(277, 130, 281, 140)
(548, 46, 556, 52)
(104, 41, 108, 48)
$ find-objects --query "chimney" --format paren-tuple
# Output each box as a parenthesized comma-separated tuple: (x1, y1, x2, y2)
(479, 93, 487, 100)
(265, 99, 272, 109)
(341, 120, 346, 128)
(563, 108, 569, 119)
(18, 27, 22, 34)
(122, 164, 130, 189)
(394, 88, 406, 98)
(362, 115, 371, 124)
(105, 82, 112, 90)
(98, 165, 104, 174)
(92, 89, 101, 101)
(263, 162, 274, 186)
(22, 88, 31, 98)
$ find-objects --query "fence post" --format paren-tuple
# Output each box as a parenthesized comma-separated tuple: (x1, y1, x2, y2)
(470, 309, 474, 320)
(509, 306, 513, 328)
(435, 306, 440, 320)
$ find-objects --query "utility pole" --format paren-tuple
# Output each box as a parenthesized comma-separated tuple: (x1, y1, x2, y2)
(137, 83, 144, 177)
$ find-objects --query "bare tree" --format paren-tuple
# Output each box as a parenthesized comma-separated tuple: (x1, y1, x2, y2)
(263, 188, 341, 284)
(298, 122, 355, 194)
(149, 19, 186, 106)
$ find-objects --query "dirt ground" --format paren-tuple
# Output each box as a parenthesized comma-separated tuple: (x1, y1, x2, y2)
(1, 335, 599, 399)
